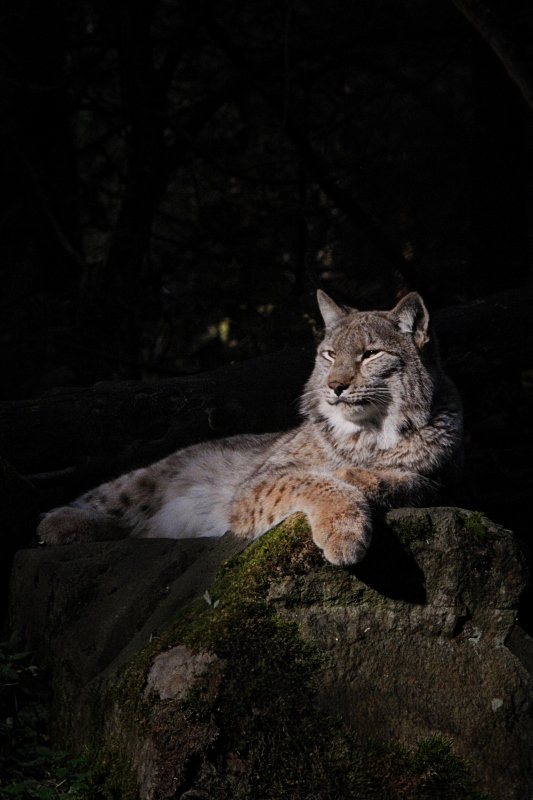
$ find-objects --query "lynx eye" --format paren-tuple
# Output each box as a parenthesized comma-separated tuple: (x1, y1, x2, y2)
(362, 349, 383, 361)
(321, 349, 336, 363)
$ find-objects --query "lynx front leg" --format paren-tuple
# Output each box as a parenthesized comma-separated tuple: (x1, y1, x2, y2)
(334, 468, 433, 506)
(229, 473, 372, 566)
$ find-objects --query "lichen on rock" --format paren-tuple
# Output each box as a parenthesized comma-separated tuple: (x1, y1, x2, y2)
(144, 645, 218, 701)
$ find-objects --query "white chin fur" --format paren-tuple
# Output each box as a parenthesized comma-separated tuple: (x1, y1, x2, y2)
(320, 400, 363, 436)
(320, 399, 401, 449)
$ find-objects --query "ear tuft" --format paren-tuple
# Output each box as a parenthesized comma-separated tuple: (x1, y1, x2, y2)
(317, 290, 350, 328)
(388, 292, 430, 348)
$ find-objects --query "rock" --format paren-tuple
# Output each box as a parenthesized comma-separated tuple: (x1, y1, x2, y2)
(270, 508, 533, 799)
(8, 533, 248, 689)
(7, 508, 533, 799)
(0, 455, 40, 625)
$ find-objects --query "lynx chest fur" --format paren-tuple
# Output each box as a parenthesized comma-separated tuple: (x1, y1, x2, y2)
(38, 291, 463, 565)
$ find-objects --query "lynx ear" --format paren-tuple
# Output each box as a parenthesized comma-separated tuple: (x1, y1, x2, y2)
(388, 292, 430, 348)
(317, 290, 350, 328)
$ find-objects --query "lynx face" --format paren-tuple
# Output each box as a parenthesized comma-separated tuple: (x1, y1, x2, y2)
(320, 322, 402, 425)
(302, 291, 434, 437)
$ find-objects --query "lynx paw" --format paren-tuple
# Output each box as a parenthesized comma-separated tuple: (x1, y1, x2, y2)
(310, 511, 372, 567)
(37, 507, 108, 545)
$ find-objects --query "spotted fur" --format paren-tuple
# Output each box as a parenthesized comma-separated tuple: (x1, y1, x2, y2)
(37, 291, 463, 566)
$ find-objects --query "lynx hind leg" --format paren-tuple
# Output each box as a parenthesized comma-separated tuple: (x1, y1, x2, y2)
(37, 464, 169, 546)
(37, 506, 127, 546)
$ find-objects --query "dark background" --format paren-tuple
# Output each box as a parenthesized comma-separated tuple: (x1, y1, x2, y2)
(1, 0, 531, 400)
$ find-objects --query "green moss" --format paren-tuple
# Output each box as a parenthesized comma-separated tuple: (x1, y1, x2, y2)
(83, 515, 491, 799)
(81, 737, 138, 800)
(361, 735, 491, 800)
(387, 509, 433, 546)
(462, 512, 490, 542)
(411, 735, 488, 797)
(210, 512, 327, 601)
(459, 512, 504, 574)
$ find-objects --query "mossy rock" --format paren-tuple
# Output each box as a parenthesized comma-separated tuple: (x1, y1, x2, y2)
(8, 509, 533, 799)
(81, 514, 493, 800)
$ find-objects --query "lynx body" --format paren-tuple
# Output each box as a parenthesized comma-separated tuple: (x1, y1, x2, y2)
(37, 291, 463, 566)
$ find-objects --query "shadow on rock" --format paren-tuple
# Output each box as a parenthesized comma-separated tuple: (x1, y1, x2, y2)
(350, 515, 426, 604)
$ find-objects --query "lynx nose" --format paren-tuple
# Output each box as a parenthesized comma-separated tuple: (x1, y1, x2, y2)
(329, 380, 349, 397)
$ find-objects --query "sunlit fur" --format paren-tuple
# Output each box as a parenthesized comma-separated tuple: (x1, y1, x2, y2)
(38, 291, 463, 567)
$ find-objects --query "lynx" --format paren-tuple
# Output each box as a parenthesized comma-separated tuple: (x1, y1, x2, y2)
(37, 291, 463, 566)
